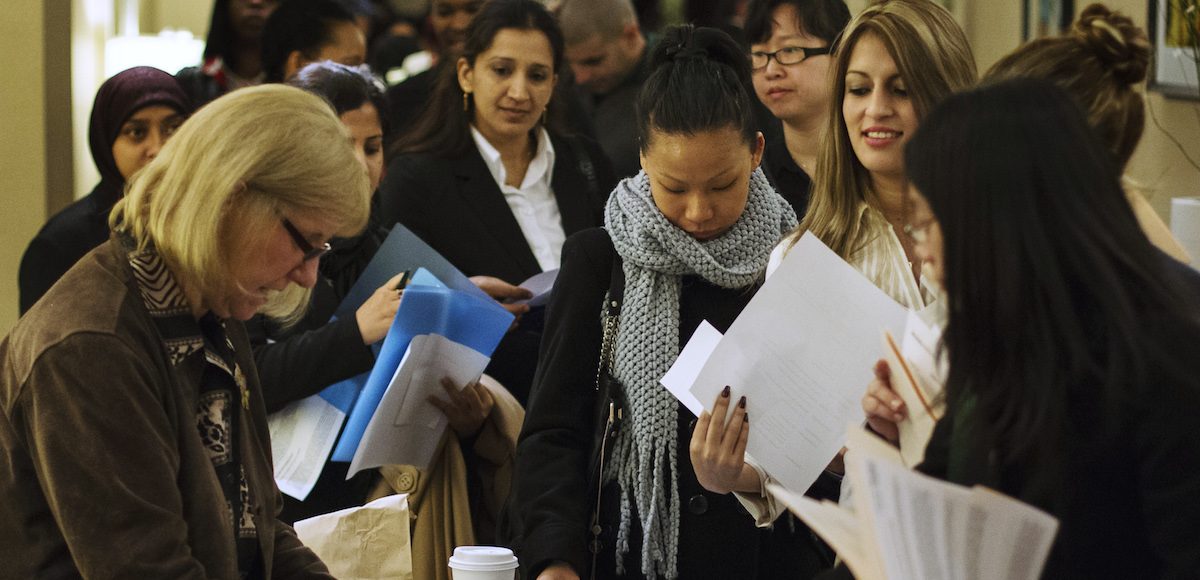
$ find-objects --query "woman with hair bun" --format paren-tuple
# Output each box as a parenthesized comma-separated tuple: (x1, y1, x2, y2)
(984, 2, 1190, 263)
(866, 3, 1193, 446)
(906, 78, 1200, 579)
(507, 24, 824, 580)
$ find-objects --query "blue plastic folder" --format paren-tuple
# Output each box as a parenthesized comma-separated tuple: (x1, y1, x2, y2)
(335, 225, 492, 319)
(330, 285, 514, 462)
(314, 268, 447, 416)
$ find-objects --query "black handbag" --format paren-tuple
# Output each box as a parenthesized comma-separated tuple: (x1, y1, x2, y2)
(585, 258, 626, 579)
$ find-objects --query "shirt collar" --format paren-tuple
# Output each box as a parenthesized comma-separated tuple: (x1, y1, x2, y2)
(120, 233, 207, 367)
(470, 125, 556, 190)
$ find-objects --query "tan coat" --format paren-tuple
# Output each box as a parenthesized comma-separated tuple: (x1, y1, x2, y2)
(367, 376, 524, 580)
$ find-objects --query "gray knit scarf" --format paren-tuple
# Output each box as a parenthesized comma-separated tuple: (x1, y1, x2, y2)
(603, 167, 797, 579)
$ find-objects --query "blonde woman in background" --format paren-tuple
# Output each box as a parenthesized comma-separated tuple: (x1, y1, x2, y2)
(773, 0, 976, 300)
(0, 85, 369, 578)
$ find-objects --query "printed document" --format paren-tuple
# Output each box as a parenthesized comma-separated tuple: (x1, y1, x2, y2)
(687, 232, 908, 494)
(769, 426, 1059, 580)
(347, 334, 491, 476)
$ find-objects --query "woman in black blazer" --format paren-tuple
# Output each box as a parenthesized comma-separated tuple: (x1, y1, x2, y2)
(376, 0, 615, 403)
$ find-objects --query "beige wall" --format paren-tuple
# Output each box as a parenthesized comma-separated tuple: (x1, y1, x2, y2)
(144, 0, 212, 40)
(960, 0, 1200, 219)
(0, 0, 49, 333)
(1099, 0, 1200, 219)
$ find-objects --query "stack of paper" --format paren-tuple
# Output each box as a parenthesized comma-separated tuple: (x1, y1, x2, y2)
(268, 226, 516, 500)
(769, 426, 1059, 580)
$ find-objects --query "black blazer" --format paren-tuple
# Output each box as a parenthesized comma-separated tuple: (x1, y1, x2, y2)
(376, 133, 614, 285)
(19, 183, 121, 315)
(375, 133, 615, 402)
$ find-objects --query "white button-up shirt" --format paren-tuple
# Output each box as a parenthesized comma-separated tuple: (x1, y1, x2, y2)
(470, 126, 566, 272)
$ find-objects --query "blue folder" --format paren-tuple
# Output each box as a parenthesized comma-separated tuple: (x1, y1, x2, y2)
(329, 285, 514, 461)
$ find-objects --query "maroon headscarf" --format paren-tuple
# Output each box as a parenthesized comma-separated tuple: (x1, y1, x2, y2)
(88, 66, 192, 191)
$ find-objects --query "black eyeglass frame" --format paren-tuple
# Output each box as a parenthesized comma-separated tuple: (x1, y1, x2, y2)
(749, 45, 831, 70)
(280, 217, 331, 262)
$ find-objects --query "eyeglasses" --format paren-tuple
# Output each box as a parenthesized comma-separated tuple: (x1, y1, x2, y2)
(280, 217, 331, 262)
(750, 46, 831, 70)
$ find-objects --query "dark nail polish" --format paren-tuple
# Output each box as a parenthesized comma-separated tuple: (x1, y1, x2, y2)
(744, 414, 749, 424)
(722, 385, 730, 398)
(738, 396, 746, 409)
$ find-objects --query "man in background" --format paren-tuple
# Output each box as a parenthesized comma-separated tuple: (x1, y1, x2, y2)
(558, 0, 649, 179)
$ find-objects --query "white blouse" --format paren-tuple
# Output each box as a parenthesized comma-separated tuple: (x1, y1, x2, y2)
(471, 126, 566, 272)
(742, 202, 941, 526)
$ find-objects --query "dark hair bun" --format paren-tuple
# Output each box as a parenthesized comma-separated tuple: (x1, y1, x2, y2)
(652, 25, 753, 88)
(1072, 3, 1149, 85)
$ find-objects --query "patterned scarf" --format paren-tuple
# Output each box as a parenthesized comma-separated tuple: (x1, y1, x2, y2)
(123, 236, 261, 577)
(603, 168, 797, 579)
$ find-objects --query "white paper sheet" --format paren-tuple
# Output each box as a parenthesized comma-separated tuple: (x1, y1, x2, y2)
(268, 395, 347, 500)
(687, 232, 908, 495)
(514, 268, 559, 307)
(347, 334, 491, 477)
(777, 425, 1059, 580)
(660, 321, 723, 417)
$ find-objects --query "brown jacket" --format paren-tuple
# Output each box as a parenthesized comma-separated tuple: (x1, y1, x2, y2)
(0, 240, 332, 579)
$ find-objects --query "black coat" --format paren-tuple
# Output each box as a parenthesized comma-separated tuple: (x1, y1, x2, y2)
(916, 255, 1200, 580)
(19, 183, 120, 314)
(376, 134, 615, 403)
(507, 228, 832, 580)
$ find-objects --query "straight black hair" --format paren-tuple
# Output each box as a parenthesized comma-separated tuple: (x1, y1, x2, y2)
(905, 78, 1198, 502)
(391, 0, 567, 158)
(636, 25, 757, 152)
(203, 0, 236, 62)
(289, 61, 392, 140)
(743, 0, 851, 46)
(261, 0, 357, 83)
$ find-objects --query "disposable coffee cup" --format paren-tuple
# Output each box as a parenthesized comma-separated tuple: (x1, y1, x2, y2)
(448, 546, 519, 580)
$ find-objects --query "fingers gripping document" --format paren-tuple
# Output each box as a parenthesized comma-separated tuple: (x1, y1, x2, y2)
(882, 308, 948, 467)
(769, 426, 1059, 580)
(673, 232, 909, 495)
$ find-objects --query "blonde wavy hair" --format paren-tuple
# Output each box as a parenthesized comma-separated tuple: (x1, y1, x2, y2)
(793, 0, 976, 258)
(111, 84, 371, 323)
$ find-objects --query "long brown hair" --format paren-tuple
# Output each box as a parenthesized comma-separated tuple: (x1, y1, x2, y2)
(791, 0, 976, 258)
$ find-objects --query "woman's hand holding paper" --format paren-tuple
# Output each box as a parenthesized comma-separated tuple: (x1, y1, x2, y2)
(690, 387, 760, 495)
(862, 359, 906, 444)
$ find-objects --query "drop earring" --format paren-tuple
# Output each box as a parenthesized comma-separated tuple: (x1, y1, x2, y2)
(463, 91, 471, 113)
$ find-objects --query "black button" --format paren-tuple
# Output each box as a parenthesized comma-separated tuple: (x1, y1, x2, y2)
(688, 494, 708, 515)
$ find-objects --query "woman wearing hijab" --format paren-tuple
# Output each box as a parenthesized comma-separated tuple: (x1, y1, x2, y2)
(19, 66, 191, 314)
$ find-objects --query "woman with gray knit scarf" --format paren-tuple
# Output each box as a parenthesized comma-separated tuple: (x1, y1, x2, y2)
(505, 25, 833, 580)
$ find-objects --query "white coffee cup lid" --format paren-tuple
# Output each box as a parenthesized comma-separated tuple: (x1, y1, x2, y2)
(448, 546, 519, 572)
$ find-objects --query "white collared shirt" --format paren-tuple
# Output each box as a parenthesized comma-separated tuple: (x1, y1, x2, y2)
(470, 126, 566, 272)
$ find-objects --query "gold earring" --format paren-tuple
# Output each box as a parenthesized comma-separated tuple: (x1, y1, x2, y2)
(541, 107, 548, 125)
(463, 92, 470, 112)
